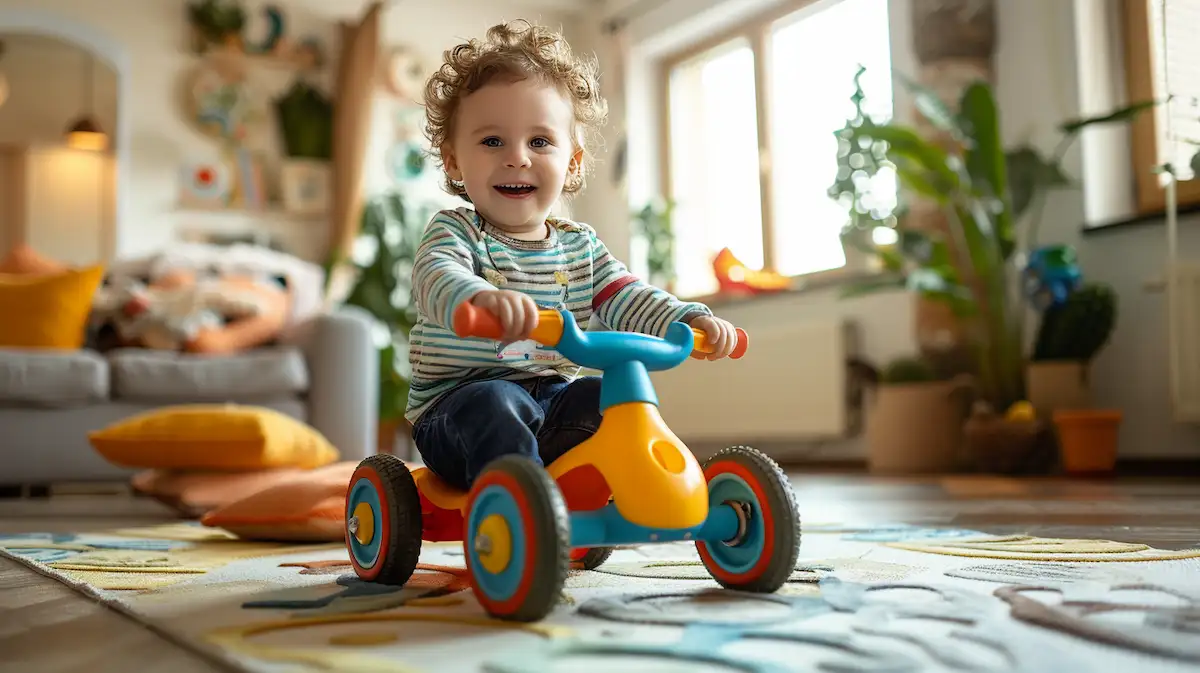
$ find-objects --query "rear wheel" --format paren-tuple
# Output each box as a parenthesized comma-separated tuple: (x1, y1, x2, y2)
(696, 446, 800, 592)
(465, 456, 570, 621)
(573, 546, 615, 570)
(346, 454, 422, 585)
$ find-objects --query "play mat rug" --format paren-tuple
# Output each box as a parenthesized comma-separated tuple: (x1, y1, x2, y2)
(2, 522, 1200, 672)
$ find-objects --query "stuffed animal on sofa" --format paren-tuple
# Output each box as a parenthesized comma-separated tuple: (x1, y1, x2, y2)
(92, 268, 293, 354)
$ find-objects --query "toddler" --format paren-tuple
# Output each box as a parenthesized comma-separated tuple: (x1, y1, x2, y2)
(407, 20, 737, 491)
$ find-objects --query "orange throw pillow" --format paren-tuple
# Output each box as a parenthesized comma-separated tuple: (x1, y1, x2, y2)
(200, 461, 357, 542)
(0, 244, 67, 275)
(131, 468, 307, 518)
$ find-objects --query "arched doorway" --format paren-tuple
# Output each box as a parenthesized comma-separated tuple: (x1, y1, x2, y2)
(0, 9, 129, 261)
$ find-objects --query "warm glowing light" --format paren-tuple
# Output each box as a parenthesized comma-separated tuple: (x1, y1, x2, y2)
(65, 118, 108, 151)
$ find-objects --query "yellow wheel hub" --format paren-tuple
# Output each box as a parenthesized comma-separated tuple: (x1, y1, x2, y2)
(475, 514, 512, 574)
(352, 502, 375, 545)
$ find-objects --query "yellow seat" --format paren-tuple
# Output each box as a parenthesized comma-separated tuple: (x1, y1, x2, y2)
(412, 467, 469, 512)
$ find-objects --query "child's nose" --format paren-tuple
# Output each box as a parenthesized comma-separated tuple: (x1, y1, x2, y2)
(504, 147, 532, 168)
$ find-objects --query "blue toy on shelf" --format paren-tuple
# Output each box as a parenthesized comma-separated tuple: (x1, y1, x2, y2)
(1023, 245, 1081, 310)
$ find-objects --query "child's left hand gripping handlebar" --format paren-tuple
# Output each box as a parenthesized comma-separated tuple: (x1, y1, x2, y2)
(452, 302, 749, 359)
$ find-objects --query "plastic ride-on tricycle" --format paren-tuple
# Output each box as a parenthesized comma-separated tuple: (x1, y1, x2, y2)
(344, 303, 802, 622)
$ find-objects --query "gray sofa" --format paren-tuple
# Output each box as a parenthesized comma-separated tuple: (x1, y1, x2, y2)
(0, 305, 379, 485)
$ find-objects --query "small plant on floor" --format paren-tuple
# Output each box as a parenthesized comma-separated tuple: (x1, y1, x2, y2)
(880, 356, 939, 385)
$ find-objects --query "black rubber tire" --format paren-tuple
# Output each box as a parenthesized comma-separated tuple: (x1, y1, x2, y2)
(466, 455, 571, 622)
(577, 546, 615, 570)
(349, 453, 422, 586)
(696, 445, 801, 593)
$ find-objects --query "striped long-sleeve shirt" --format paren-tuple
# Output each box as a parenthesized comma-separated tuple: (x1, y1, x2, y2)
(404, 207, 712, 422)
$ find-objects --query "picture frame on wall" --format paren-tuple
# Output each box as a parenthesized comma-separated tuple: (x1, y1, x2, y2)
(280, 159, 330, 216)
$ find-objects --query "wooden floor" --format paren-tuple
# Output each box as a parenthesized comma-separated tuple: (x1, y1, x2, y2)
(1, 472, 1199, 672)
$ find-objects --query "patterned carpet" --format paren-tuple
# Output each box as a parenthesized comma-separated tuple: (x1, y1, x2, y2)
(1, 521, 1198, 672)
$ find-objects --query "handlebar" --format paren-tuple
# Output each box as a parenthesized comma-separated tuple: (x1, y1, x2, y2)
(452, 302, 748, 359)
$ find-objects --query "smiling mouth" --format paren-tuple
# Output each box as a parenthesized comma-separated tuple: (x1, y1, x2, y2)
(494, 183, 537, 198)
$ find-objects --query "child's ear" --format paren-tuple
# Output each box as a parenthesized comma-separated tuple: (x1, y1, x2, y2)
(567, 148, 584, 181)
(443, 148, 463, 181)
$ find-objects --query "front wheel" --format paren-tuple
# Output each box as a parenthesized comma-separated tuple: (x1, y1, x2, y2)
(346, 454, 423, 585)
(465, 455, 570, 621)
(696, 445, 800, 592)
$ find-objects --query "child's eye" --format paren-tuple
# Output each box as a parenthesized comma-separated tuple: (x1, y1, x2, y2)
(481, 137, 502, 147)
(530, 137, 550, 148)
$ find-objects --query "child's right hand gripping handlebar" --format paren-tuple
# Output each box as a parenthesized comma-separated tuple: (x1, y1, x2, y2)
(452, 302, 749, 360)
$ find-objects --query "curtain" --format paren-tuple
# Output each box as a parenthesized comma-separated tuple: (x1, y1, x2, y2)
(327, 1, 382, 290)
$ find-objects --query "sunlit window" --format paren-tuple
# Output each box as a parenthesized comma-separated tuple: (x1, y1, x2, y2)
(665, 0, 895, 297)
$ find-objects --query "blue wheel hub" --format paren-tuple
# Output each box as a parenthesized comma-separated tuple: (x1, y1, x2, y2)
(704, 473, 765, 574)
(347, 477, 383, 569)
(467, 485, 527, 602)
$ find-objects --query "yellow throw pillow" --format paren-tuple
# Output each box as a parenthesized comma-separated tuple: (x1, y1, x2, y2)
(89, 405, 339, 471)
(0, 264, 104, 349)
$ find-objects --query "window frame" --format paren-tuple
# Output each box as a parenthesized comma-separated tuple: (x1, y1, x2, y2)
(1122, 0, 1200, 214)
(656, 0, 879, 302)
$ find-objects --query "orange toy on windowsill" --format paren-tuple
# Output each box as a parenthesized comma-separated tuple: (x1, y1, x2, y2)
(712, 247, 791, 295)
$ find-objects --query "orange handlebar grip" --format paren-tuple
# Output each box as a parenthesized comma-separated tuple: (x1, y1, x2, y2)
(692, 327, 749, 359)
(452, 303, 565, 347)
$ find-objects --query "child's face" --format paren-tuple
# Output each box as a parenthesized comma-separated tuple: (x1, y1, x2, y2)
(444, 77, 581, 237)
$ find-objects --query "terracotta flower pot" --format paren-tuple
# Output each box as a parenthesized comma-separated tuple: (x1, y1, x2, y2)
(1053, 409, 1122, 474)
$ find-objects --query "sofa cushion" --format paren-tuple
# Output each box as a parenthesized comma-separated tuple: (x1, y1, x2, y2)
(109, 347, 309, 402)
(0, 348, 109, 406)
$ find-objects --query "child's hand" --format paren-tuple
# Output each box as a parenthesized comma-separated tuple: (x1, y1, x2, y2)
(470, 290, 539, 342)
(688, 315, 738, 360)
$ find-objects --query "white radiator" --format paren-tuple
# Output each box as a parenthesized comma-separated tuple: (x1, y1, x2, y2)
(650, 318, 855, 443)
(1167, 261, 1200, 422)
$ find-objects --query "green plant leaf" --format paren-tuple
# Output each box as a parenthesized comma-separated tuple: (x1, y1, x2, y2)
(1191, 149, 1200, 178)
(894, 70, 963, 137)
(1058, 98, 1160, 134)
(845, 124, 960, 190)
(1005, 146, 1071, 220)
(958, 81, 1014, 259)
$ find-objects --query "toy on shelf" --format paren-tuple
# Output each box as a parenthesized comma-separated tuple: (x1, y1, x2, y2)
(1022, 245, 1081, 310)
(345, 305, 801, 622)
(712, 248, 792, 295)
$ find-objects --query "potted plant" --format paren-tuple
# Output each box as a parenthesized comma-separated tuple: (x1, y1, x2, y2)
(852, 355, 969, 474)
(274, 80, 333, 216)
(829, 66, 1154, 470)
(1028, 282, 1117, 415)
(340, 191, 428, 454)
(631, 198, 675, 291)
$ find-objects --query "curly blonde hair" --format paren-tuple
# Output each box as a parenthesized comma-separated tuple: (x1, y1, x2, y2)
(423, 20, 609, 198)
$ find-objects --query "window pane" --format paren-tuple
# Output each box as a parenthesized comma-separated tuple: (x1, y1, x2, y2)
(769, 0, 895, 276)
(668, 40, 763, 298)
(1149, 0, 1200, 181)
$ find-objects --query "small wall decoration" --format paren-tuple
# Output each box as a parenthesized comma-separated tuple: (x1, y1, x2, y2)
(379, 45, 427, 103)
(187, 0, 324, 71)
(187, 58, 264, 144)
(385, 105, 429, 185)
(179, 149, 267, 211)
(280, 160, 330, 216)
(180, 161, 233, 208)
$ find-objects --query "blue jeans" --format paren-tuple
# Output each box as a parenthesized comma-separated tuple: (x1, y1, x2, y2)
(412, 375, 602, 491)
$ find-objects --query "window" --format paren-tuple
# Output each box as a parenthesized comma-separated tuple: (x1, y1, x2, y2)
(1124, 0, 1200, 213)
(661, 0, 894, 299)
